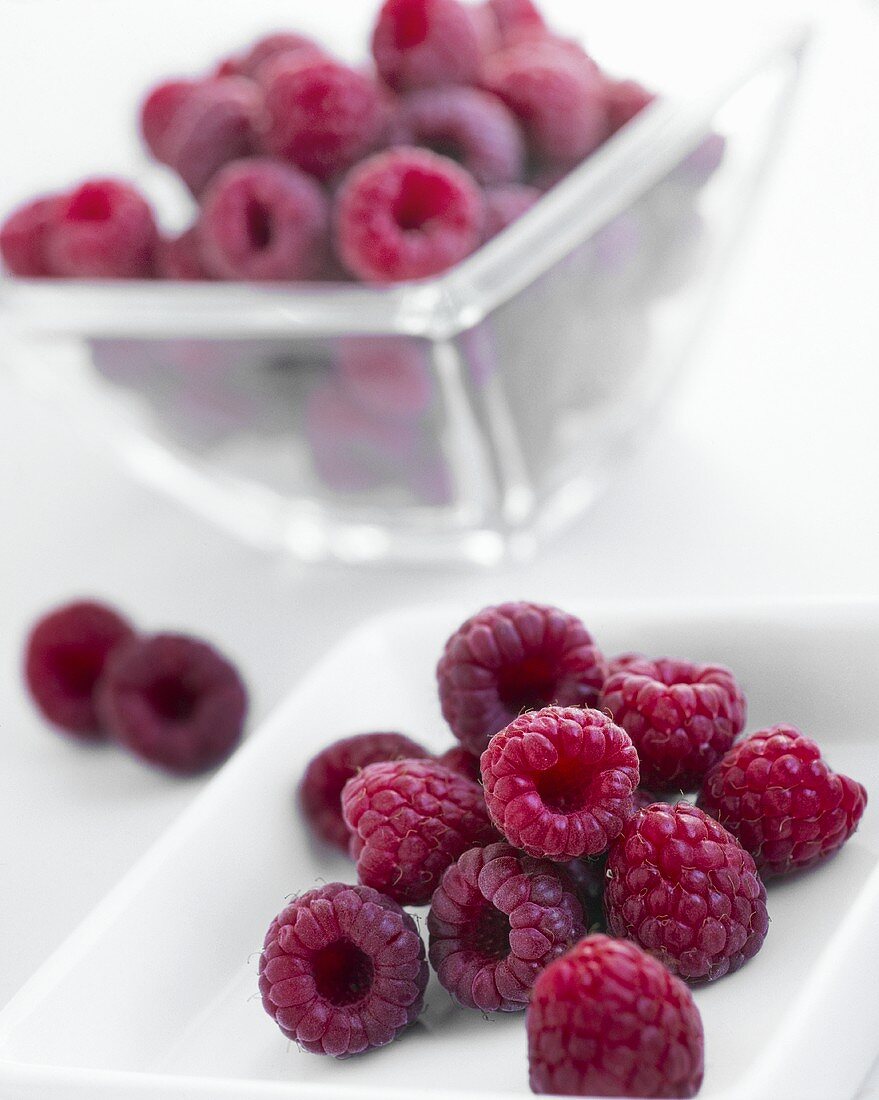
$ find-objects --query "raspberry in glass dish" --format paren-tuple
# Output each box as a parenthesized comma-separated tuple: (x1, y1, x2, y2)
(156, 227, 211, 280)
(698, 724, 868, 878)
(482, 183, 540, 240)
(259, 882, 428, 1056)
(527, 934, 704, 1098)
(24, 600, 135, 739)
(427, 841, 586, 1012)
(605, 801, 769, 982)
(435, 744, 481, 782)
(484, 0, 547, 46)
(341, 757, 497, 906)
(139, 79, 198, 162)
(600, 656, 747, 792)
(216, 32, 323, 80)
(437, 601, 606, 757)
(0, 196, 60, 276)
(371, 0, 482, 92)
(481, 705, 639, 861)
(298, 731, 430, 851)
(602, 77, 656, 135)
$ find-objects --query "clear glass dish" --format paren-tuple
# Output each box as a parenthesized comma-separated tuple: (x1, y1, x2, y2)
(0, 5, 809, 564)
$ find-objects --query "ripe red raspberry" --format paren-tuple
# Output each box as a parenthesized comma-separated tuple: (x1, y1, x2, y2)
(605, 802, 769, 982)
(299, 731, 430, 850)
(139, 79, 198, 162)
(437, 602, 607, 757)
(484, 0, 547, 46)
(333, 337, 434, 422)
(156, 227, 211, 280)
(428, 841, 586, 1012)
(528, 935, 704, 1098)
(47, 179, 158, 279)
(96, 633, 247, 775)
(482, 183, 540, 240)
(435, 745, 481, 782)
(371, 0, 482, 92)
(261, 55, 385, 182)
(603, 77, 656, 135)
(481, 706, 639, 861)
(24, 600, 135, 739)
(600, 657, 746, 792)
(334, 147, 483, 283)
(198, 158, 329, 281)
(0, 195, 60, 276)
(391, 86, 525, 186)
(259, 882, 428, 1056)
(698, 725, 868, 878)
(341, 758, 497, 906)
(216, 32, 323, 80)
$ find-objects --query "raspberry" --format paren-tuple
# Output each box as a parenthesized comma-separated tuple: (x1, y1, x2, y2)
(484, 0, 547, 45)
(261, 56, 385, 182)
(391, 87, 525, 186)
(371, 0, 482, 92)
(216, 32, 323, 80)
(198, 158, 329, 281)
(600, 657, 747, 791)
(482, 183, 540, 240)
(481, 706, 639, 861)
(527, 935, 704, 1098)
(156, 227, 211, 280)
(605, 802, 769, 982)
(259, 882, 428, 1056)
(96, 633, 247, 775)
(24, 600, 135, 739)
(603, 77, 656, 135)
(139, 79, 197, 162)
(47, 179, 158, 279)
(437, 602, 606, 756)
(427, 841, 586, 1012)
(698, 725, 868, 878)
(482, 40, 607, 164)
(435, 745, 481, 782)
(0, 196, 60, 276)
(334, 147, 483, 283)
(333, 337, 434, 422)
(341, 758, 497, 906)
(299, 731, 430, 850)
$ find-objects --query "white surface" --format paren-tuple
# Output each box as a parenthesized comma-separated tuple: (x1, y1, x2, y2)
(0, 603, 877, 1100)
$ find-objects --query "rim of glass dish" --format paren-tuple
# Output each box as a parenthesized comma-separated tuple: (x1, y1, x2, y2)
(0, 23, 809, 343)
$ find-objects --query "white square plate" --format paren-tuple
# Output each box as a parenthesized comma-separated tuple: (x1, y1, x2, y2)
(0, 602, 877, 1100)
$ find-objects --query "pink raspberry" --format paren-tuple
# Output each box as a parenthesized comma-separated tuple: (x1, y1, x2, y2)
(156, 227, 211, 280)
(334, 147, 483, 283)
(47, 179, 158, 279)
(427, 841, 586, 1012)
(481, 706, 639, 861)
(96, 633, 247, 775)
(0, 195, 60, 276)
(371, 0, 482, 92)
(698, 725, 868, 878)
(484, 0, 547, 45)
(605, 802, 769, 982)
(528, 935, 704, 1098)
(437, 602, 607, 757)
(600, 657, 747, 791)
(341, 758, 497, 906)
(198, 158, 329, 281)
(482, 183, 540, 240)
(435, 745, 481, 782)
(299, 731, 430, 851)
(139, 79, 198, 162)
(259, 882, 428, 1056)
(391, 86, 525, 186)
(333, 337, 434, 422)
(261, 55, 385, 182)
(216, 32, 323, 80)
(603, 77, 656, 135)
(24, 600, 135, 739)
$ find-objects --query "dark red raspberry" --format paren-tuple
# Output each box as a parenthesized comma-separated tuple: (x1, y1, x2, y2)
(605, 802, 769, 982)
(139, 79, 198, 162)
(341, 758, 497, 906)
(299, 731, 431, 850)
(156, 227, 211, 280)
(334, 337, 434, 422)
(391, 86, 525, 186)
(437, 602, 607, 756)
(481, 706, 639, 861)
(371, 0, 482, 92)
(428, 841, 586, 1012)
(698, 725, 868, 878)
(334, 147, 483, 283)
(259, 882, 428, 1056)
(47, 179, 158, 279)
(600, 657, 747, 791)
(603, 77, 656, 135)
(96, 633, 247, 775)
(24, 600, 135, 739)
(484, 0, 547, 45)
(0, 196, 60, 276)
(198, 158, 329, 281)
(482, 183, 540, 240)
(261, 55, 385, 182)
(528, 934, 704, 1098)
(216, 32, 323, 80)
(435, 745, 481, 782)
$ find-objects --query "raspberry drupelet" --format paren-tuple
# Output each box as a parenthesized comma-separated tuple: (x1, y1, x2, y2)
(427, 841, 586, 1012)
(481, 705, 639, 861)
(259, 882, 428, 1056)
(47, 179, 158, 279)
(437, 602, 607, 757)
(605, 802, 769, 982)
(527, 934, 704, 1098)
(698, 724, 867, 878)
(371, 0, 482, 92)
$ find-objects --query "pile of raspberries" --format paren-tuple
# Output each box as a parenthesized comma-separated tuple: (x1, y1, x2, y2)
(261, 599, 867, 1098)
(0, 0, 655, 285)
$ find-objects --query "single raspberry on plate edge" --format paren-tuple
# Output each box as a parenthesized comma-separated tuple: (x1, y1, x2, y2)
(0, 195, 60, 276)
(259, 882, 428, 1056)
(371, 0, 482, 92)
